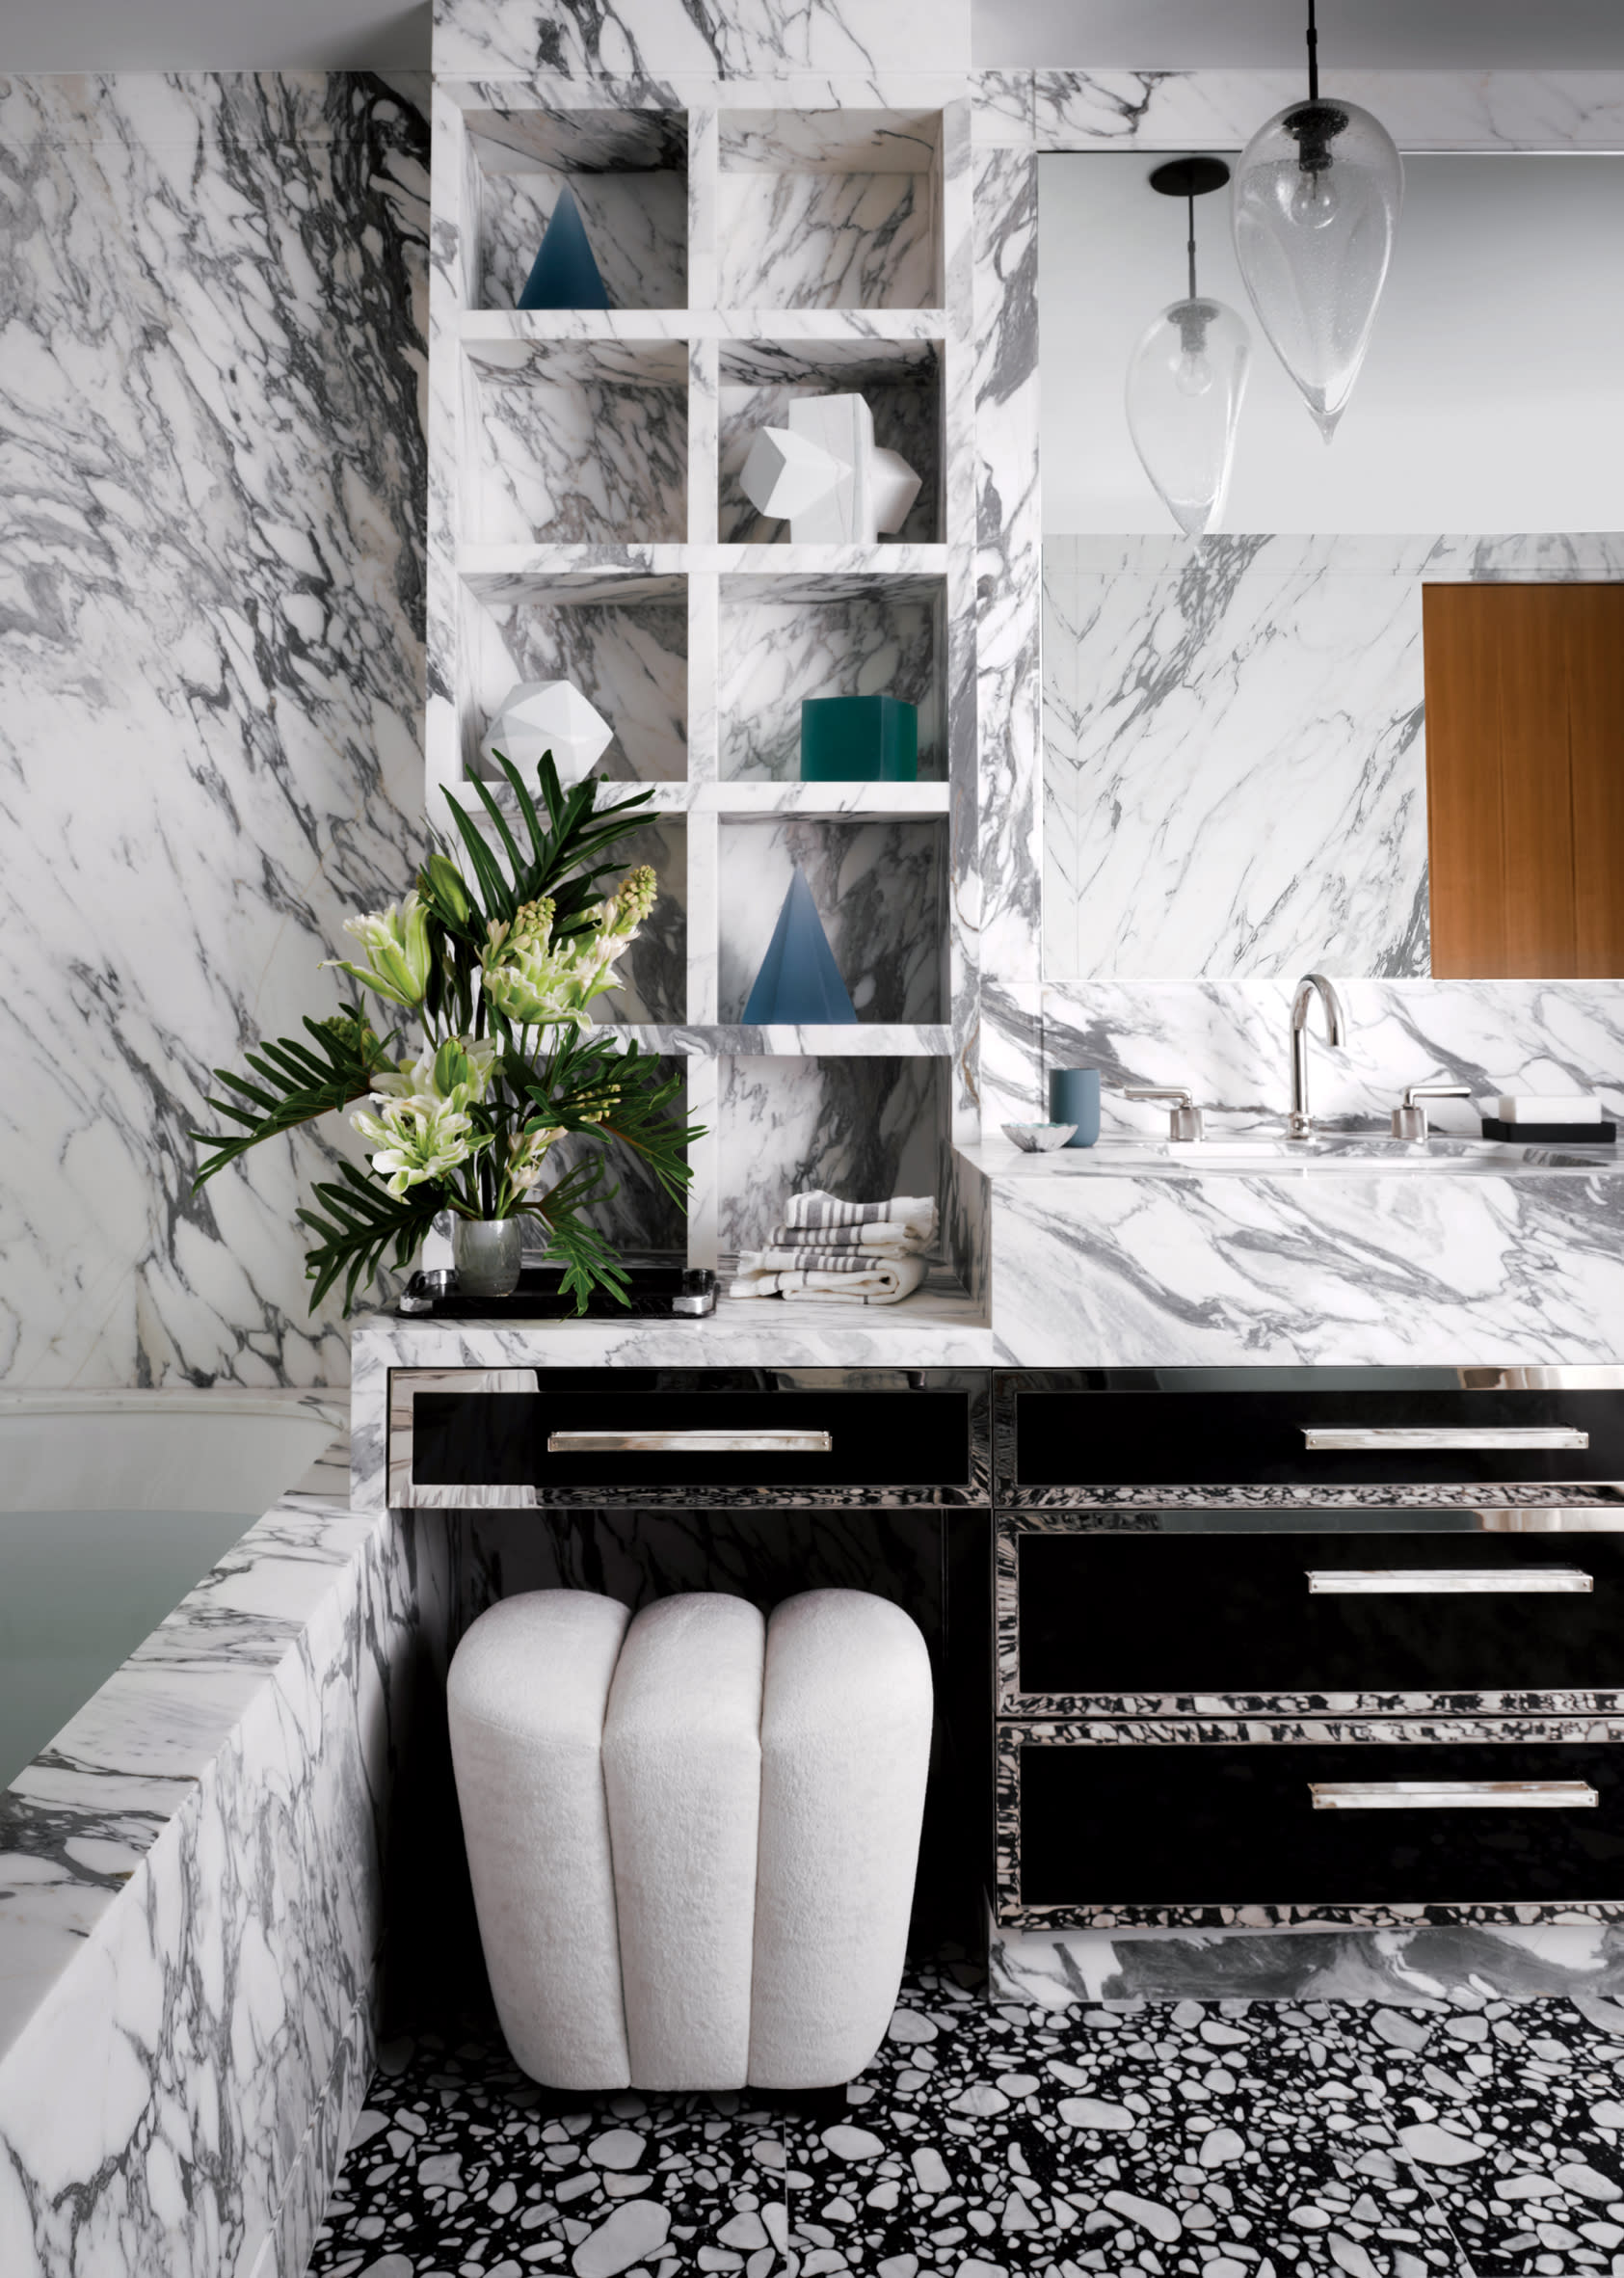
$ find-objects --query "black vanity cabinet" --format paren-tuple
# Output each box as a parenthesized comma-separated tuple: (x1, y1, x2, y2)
(386, 1365, 994, 1952)
(992, 1367, 1624, 1931)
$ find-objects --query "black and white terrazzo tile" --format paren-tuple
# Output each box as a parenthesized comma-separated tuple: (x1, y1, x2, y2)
(1335, 1989, 1624, 2274)
(322, 1961, 1624, 2278)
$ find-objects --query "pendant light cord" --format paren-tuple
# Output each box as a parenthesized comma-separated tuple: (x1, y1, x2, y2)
(1306, 0, 1319, 100)
(1186, 189, 1197, 301)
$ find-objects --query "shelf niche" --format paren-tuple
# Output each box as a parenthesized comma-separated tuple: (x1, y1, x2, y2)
(718, 816, 947, 1026)
(464, 107, 688, 313)
(461, 570, 687, 786)
(718, 337, 943, 547)
(717, 109, 944, 311)
(717, 1053, 947, 1257)
(719, 571, 945, 783)
(465, 338, 688, 545)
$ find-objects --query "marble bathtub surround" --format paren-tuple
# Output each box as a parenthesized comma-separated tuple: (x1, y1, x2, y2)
(0, 1407, 443, 2278)
(0, 71, 430, 1390)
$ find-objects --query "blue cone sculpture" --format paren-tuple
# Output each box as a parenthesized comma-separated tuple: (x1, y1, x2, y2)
(741, 870, 858, 1024)
(519, 185, 610, 311)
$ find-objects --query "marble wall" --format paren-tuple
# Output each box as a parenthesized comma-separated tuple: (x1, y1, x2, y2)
(0, 72, 431, 1391)
(1043, 534, 1624, 986)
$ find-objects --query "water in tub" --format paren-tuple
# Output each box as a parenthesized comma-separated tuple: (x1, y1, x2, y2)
(0, 1399, 335, 1787)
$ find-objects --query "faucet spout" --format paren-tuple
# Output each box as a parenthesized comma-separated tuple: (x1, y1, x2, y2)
(1289, 972, 1346, 1139)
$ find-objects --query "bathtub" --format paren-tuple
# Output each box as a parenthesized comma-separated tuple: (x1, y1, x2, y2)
(0, 1384, 428, 2278)
(0, 1390, 341, 1787)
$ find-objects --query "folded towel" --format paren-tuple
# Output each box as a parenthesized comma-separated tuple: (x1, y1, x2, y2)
(768, 1220, 921, 1253)
(728, 1255, 927, 1307)
(739, 1247, 909, 1274)
(784, 1190, 938, 1247)
(1494, 1094, 1603, 1125)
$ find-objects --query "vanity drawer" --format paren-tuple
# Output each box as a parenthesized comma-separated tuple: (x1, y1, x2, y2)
(997, 1370, 1624, 1500)
(389, 1367, 989, 1507)
(999, 1724, 1624, 1926)
(1003, 1523, 1624, 1710)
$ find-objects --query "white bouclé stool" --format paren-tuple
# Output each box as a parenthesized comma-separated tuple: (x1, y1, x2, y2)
(446, 1585, 933, 2092)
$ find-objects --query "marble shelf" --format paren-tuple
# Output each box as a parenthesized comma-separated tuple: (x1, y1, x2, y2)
(457, 308, 948, 343)
(599, 1022, 952, 1056)
(457, 542, 950, 581)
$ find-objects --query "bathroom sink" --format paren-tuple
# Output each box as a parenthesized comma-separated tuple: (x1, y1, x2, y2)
(991, 1136, 1619, 1176)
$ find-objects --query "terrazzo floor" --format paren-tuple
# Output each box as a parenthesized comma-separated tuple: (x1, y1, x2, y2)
(308, 1965, 1624, 2278)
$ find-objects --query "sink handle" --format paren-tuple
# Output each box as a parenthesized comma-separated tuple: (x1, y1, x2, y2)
(1124, 1086, 1205, 1142)
(1391, 1082, 1473, 1140)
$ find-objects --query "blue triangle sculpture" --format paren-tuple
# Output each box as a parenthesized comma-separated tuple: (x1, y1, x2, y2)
(519, 185, 611, 311)
(742, 870, 858, 1024)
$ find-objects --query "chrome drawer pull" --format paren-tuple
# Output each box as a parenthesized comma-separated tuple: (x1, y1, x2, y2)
(1306, 1566, 1593, 1595)
(546, 1428, 834, 1456)
(1302, 1425, 1588, 1452)
(1310, 1780, 1597, 1811)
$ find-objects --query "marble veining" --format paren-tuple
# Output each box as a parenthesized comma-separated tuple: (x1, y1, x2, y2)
(718, 168, 938, 308)
(466, 339, 689, 546)
(0, 71, 430, 1389)
(718, 581, 944, 783)
(432, 1, 972, 81)
(718, 1055, 945, 1259)
(0, 1413, 437, 2278)
(477, 163, 688, 312)
(464, 579, 688, 783)
(1043, 535, 1428, 982)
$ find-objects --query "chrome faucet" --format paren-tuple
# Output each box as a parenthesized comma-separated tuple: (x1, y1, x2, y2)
(1289, 972, 1345, 1139)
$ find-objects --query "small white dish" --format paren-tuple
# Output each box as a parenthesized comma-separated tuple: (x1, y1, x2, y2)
(1001, 1122, 1078, 1153)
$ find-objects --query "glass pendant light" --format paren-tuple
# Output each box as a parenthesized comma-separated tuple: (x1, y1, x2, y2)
(1124, 156, 1251, 541)
(1231, 0, 1402, 441)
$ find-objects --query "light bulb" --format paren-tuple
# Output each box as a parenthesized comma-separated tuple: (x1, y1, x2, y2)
(1175, 351, 1214, 397)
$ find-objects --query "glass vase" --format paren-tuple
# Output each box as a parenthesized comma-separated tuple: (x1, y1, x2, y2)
(452, 1217, 524, 1300)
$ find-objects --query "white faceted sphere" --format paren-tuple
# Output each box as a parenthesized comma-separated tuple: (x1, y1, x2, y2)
(481, 681, 614, 789)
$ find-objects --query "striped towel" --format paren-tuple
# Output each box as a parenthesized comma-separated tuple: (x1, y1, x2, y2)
(728, 1254, 927, 1306)
(768, 1220, 918, 1253)
(738, 1247, 905, 1274)
(783, 1190, 938, 1247)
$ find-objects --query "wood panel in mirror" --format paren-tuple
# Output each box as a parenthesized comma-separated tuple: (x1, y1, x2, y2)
(1424, 583, 1624, 978)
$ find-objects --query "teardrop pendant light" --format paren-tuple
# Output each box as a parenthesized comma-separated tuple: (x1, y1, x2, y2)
(1124, 157, 1252, 541)
(1232, 0, 1402, 441)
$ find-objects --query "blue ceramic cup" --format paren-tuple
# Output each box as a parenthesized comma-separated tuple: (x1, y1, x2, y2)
(1049, 1067, 1101, 1147)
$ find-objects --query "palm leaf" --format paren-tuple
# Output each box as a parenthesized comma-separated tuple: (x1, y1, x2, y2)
(296, 1160, 443, 1313)
(192, 1012, 395, 1187)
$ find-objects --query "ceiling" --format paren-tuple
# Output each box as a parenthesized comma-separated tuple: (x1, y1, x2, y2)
(4, 0, 1624, 77)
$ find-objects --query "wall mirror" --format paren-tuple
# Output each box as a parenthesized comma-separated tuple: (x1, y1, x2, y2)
(1037, 152, 1624, 982)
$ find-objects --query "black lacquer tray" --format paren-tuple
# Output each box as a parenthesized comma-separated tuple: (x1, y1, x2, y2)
(396, 1262, 717, 1321)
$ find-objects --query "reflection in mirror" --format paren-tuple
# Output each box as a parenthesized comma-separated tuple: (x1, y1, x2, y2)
(1039, 154, 1624, 984)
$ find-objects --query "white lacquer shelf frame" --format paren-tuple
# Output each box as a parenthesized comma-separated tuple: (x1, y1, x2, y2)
(428, 71, 979, 1277)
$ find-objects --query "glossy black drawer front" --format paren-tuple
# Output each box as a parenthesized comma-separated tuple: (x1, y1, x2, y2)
(1014, 1736, 1624, 1914)
(1011, 1527, 1624, 1704)
(998, 1372, 1624, 1497)
(397, 1369, 987, 1505)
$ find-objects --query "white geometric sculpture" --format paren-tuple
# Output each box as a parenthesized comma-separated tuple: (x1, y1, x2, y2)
(480, 680, 613, 789)
(738, 392, 921, 545)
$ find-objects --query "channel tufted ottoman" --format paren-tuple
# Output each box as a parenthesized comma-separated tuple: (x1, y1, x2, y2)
(446, 1586, 933, 2092)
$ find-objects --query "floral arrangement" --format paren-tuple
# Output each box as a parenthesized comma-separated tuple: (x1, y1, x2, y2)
(192, 755, 699, 1313)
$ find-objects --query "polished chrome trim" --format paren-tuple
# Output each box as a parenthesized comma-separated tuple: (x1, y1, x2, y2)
(386, 1367, 539, 1508)
(1303, 1425, 1588, 1452)
(546, 1427, 833, 1456)
(1307, 1566, 1592, 1595)
(1310, 1779, 1597, 1810)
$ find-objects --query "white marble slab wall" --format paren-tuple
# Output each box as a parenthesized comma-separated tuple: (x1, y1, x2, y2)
(431, 0, 972, 82)
(1039, 978, 1624, 1139)
(0, 72, 430, 1390)
(1043, 536, 1430, 982)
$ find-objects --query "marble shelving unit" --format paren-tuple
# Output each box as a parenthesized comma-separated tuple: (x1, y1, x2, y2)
(428, 78, 975, 1281)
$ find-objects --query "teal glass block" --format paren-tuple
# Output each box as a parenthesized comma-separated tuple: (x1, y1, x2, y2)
(740, 870, 858, 1024)
(519, 185, 611, 312)
(800, 695, 918, 783)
